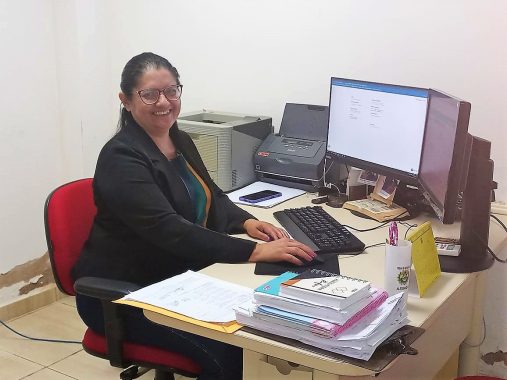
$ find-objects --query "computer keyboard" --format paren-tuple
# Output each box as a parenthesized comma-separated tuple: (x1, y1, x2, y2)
(273, 206, 365, 255)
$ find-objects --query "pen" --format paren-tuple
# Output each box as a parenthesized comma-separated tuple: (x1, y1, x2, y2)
(388, 221, 398, 246)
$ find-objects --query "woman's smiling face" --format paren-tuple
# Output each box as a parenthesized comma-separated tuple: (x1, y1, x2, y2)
(120, 68, 181, 134)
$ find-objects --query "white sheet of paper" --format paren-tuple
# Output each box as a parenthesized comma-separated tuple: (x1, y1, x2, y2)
(120, 271, 253, 323)
(227, 181, 305, 208)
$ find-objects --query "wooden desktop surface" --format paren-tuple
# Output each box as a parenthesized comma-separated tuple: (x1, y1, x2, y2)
(145, 193, 497, 379)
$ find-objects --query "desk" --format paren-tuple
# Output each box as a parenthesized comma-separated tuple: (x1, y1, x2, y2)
(145, 193, 492, 379)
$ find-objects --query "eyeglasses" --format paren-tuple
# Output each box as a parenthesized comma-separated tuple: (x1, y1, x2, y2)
(137, 85, 183, 105)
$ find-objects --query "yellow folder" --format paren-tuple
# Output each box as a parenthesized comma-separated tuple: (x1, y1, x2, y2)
(115, 299, 243, 334)
(406, 221, 441, 297)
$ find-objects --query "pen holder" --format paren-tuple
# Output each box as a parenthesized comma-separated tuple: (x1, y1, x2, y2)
(384, 240, 412, 299)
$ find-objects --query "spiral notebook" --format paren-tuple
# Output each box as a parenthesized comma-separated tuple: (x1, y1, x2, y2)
(280, 269, 371, 309)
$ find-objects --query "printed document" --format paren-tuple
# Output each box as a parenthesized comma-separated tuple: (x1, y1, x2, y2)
(119, 270, 252, 323)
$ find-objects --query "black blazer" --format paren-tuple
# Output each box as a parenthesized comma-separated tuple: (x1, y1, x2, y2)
(72, 121, 257, 286)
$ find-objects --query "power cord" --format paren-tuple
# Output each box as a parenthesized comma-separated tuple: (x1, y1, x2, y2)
(491, 213, 507, 232)
(461, 317, 487, 348)
(361, 242, 387, 252)
(342, 213, 416, 233)
(341, 220, 392, 233)
(401, 221, 418, 239)
(339, 241, 386, 259)
(321, 157, 346, 195)
(339, 241, 386, 260)
(483, 239, 507, 264)
(472, 214, 507, 264)
(0, 318, 81, 344)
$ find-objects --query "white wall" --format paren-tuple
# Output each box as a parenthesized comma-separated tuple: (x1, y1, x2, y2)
(101, 0, 507, 201)
(0, 0, 506, 376)
(0, 0, 113, 273)
(0, 0, 63, 272)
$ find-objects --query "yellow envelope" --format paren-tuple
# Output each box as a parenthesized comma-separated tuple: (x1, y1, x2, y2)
(114, 299, 243, 333)
(407, 221, 441, 297)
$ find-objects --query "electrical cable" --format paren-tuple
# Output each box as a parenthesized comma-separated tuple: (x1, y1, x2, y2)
(402, 222, 418, 239)
(342, 220, 391, 232)
(342, 212, 413, 233)
(486, 244, 507, 264)
(321, 157, 345, 194)
(321, 156, 334, 184)
(361, 242, 387, 252)
(0, 318, 81, 344)
(485, 213, 507, 263)
(472, 214, 507, 264)
(490, 213, 507, 232)
(461, 317, 487, 348)
(339, 241, 386, 259)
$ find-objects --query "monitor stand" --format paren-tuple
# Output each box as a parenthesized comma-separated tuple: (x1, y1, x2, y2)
(439, 136, 495, 273)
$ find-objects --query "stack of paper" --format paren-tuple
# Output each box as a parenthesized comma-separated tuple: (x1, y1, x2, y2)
(234, 270, 407, 361)
(235, 293, 407, 361)
(254, 271, 388, 325)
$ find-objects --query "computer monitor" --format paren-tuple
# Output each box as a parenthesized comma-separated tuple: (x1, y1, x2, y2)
(326, 78, 429, 185)
(418, 89, 470, 224)
(418, 89, 495, 272)
(327, 79, 495, 273)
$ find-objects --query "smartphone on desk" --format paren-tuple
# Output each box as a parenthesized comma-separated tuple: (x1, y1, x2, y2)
(239, 189, 282, 204)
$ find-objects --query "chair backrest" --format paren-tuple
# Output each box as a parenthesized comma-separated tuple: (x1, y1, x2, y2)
(44, 178, 96, 295)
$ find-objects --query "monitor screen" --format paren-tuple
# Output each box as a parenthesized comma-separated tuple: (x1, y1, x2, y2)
(326, 78, 429, 184)
(418, 89, 471, 224)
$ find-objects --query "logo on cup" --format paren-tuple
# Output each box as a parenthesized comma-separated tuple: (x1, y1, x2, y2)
(397, 269, 410, 285)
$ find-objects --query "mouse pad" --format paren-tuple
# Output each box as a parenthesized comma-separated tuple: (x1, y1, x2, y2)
(254, 256, 340, 276)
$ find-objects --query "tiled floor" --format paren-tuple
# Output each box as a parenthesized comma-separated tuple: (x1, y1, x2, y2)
(0, 297, 192, 380)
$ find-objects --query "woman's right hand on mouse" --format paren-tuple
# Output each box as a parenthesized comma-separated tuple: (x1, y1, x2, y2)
(248, 238, 316, 265)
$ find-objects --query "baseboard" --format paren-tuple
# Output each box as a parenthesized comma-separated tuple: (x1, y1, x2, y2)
(0, 284, 65, 321)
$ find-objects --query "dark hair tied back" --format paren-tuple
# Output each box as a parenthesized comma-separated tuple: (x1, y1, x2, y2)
(118, 52, 180, 129)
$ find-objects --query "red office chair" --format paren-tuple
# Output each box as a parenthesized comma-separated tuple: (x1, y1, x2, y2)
(44, 178, 201, 380)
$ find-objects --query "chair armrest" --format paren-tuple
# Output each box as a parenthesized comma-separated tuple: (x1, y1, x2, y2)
(74, 277, 141, 301)
(75, 276, 142, 368)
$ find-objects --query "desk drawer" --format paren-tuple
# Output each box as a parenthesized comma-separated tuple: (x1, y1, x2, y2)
(243, 350, 319, 379)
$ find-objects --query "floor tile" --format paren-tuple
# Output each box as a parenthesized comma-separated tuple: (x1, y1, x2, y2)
(0, 349, 43, 379)
(50, 349, 195, 380)
(49, 350, 123, 379)
(2, 298, 196, 380)
(0, 302, 85, 366)
(22, 367, 76, 379)
(57, 296, 77, 308)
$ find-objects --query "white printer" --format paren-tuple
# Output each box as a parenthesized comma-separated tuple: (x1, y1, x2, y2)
(254, 103, 329, 192)
(177, 110, 272, 192)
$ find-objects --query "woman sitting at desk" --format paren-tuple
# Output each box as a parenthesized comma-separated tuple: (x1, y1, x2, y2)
(72, 52, 315, 380)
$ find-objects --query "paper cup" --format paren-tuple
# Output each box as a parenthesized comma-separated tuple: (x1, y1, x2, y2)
(384, 240, 412, 298)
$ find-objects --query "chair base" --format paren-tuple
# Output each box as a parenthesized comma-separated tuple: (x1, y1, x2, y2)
(119, 365, 149, 380)
(154, 369, 176, 380)
(119, 366, 175, 380)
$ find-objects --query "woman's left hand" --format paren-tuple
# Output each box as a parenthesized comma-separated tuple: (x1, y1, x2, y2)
(243, 219, 289, 242)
